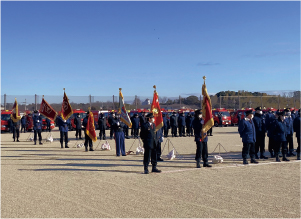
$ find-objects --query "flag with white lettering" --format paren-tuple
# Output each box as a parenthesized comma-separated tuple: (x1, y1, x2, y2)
(39, 97, 57, 121)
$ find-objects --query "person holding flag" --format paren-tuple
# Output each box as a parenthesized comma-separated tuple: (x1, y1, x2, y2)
(83, 108, 97, 152)
(11, 98, 21, 142)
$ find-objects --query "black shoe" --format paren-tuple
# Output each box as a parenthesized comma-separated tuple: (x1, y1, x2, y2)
(196, 162, 201, 168)
(122, 154, 126, 156)
(282, 157, 290, 161)
(260, 155, 268, 159)
(157, 158, 164, 161)
(65, 146, 69, 148)
(61, 146, 63, 148)
(210, 134, 213, 136)
(17, 139, 20, 142)
(276, 157, 281, 162)
(255, 154, 259, 159)
(287, 153, 291, 157)
(79, 138, 83, 140)
(13, 139, 15, 142)
(290, 152, 296, 156)
(34, 142, 36, 145)
(89, 148, 94, 151)
(279, 154, 282, 157)
(297, 154, 300, 160)
(203, 164, 212, 167)
(39, 142, 43, 145)
(152, 168, 161, 173)
(144, 169, 149, 174)
(251, 159, 258, 164)
(243, 159, 249, 165)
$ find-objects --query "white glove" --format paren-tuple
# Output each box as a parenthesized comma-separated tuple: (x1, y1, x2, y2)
(37, 120, 39, 123)
(117, 122, 120, 126)
(64, 120, 66, 123)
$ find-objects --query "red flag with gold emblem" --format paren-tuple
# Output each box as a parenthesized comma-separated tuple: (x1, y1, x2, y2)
(202, 77, 214, 139)
(86, 111, 97, 142)
(11, 98, 21, 122)
(61, 91, 73, 120)
(151, 86, 163, 132)
(39, 97, 57, 121)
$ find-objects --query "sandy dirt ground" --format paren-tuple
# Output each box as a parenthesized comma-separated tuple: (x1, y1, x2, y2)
(1, 126, 300, 218)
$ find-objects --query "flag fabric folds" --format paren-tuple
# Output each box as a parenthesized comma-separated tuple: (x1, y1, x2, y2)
(202, 81, 214, 139)
(119, 89, 132, 128)
(11, 98, 21, 122)
(151, 89, 163, 132)
(86, 111, 97, 142)
(61, 91, 73, 120)
(39, 97, 57, 121)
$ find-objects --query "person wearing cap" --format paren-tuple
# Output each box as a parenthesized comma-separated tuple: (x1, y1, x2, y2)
(82, 111, 94, 152)
(170, 112, 178, 137)
(284, 108, 296, 157)
(253, 107, 268, 159)
(273, 111, 290, 162)
(162, 113, 169, 137)
(112, 114, 126, 156)
(238, 110, 258, 164)
(293, 109, 300, 160)
(97, 113, 106, 140)
(74, 113, 83, 140)
(21, 115, 27, 133)
(33, 110, 43, 145)
(131, 113, 140, 138)
(108, 112, 116, 140)
(140, 113, 161, 174)
(218, 112, 223, 127)
(192, 110, 211, 168)
(186, 113, 194, 137)
(178, 111, 186, 137)
(57, 116, 70, 148)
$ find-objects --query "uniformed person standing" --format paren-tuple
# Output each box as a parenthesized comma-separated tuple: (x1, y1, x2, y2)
(237, 112, 242, 125)
(8, 117, 13, 133)
(57, 116, 69, 148)
(98, 113, 106, 140)
(192, 110, 212, 168)
(170, 112, 178, 137)
(74, 113, 83, 140)
(140, 113, 161, 174)
(186, 113, 193, 137)
(284, 109, 295, 157)
(293, 109, 300, 160)
(178, 112, 186, 137)
(21, 115, 27, 133)
(12, 120, 20, 142)
(132, 113, 140, 138)
(218, 112, 223, 127)
(82, 111, 94, 152)
(139, 111, 147, 127)
(108, 112, 116, 140)
(33, 110, 43, 145)
(162, 113, 169, 137)
(238, 110, 258, 164)
(274, 111, 290, 162)
(253, 107, 268, 159)
(113, 114, 126, 156)
(46, 118, 51, 132)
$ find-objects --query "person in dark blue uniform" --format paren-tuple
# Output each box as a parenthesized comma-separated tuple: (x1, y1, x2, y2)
(74, 113, 83, 140)
(274, 111, 290, 162)
(162, 113, 169, 137)
(132, 113, 140, 138)
(178, 112, 186, 137)
(108, 112, 116, 140)
(82, 111, 94, 152)
(12, 120, 20, 142)
(218, 112, 223, 127)
(170, 112, 178, 137)
(46, 117, 51, 132)
(192, 110, 211, 168)
(57, 116, 70, 148)
(238, 110, 258, 164)
(130, 114, 135, 137)
(33, 110, 43, 145)
(253, 107, 268, 159)
(139, 111, 147, 127)
(284, 109, 296, 157)
(293, 109, 300, 160)
(266, 110, 277, 158)
(237, 112, 242, 125)
(186, 113, 194, 137)
(21, 115, 27, 133)
(291, 109, 296, 120)
(98, 113, 106, 140)
(8, 117, 13, 133)
(156, 127, 164, 161)
(140, 113, 161, 174)
(112, 114, 126, 156)
(123, 123, 130, 139)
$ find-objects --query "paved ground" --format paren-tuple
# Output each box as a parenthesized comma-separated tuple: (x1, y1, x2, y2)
(1, 126, 300, 218)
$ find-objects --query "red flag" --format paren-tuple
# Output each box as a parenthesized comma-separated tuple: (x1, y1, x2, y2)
(61, 91, 73, 120)
(39, 97, 57, 121)
(11, 98, 21, 122)
(86, 111, 97, 142)
(202, 79, 214, 139)
(151, 88, 163, 132)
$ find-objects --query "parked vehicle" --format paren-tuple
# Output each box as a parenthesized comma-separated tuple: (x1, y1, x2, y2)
(1, 110, 12, 132)
(212, 108, 232, 127)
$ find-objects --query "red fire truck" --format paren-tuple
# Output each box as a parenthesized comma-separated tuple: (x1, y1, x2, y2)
(212, 108, 232, 127)
(1, 110, 12, 132)
(231, 108, 255, 125)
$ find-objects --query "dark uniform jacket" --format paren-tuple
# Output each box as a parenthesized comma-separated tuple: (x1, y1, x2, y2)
(284, 116, 294, 135)
(132, 116, 140, 129)
(98, 116, 106, 130)
(274, 120, 287, 142)
(253, 113, 266, 136)
(112, 119, 125, 132)
(185, 115, 194, 127)
(21, 116, 27, 126)
(178, 114, 186, 126)
(238, 118, 256, 143)
(74, 116, 82, 129)
(33, 115, 43, 130)
(58, 117, 69, 132)
(139, 115, 147, 126)
(192, 118, 208, 142)
(13, 120, 21, 130)
(293, 115, 300, 139)
(170, 115, 178, 127)
(140, 122, 156, 149)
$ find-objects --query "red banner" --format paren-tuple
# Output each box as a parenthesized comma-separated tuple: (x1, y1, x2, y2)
(39, 98, 57, 121)
(202, 82, 214, 139)
(151, 90, 163, 132)
(11, 98, 21, 122)
(61, 91, 73, 120)
(86, 111, 97, 142)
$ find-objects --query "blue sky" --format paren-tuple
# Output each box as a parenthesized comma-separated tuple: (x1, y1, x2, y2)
(1, 1, 300, 98)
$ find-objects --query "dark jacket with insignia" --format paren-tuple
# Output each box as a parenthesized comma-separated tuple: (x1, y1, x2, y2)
(140, 122, 156, 149)
(238, 118, 256, 143)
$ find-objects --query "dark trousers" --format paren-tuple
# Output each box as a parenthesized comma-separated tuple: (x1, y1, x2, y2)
(156, 142, 162, 158)
(46, 124, 51, 132)
(84, 132, 93, 149)
(133, 128, 139, 138)
(163, 126, 168, 137)
(255, 134, 265, 155)
(34, 129, 42, 143)
(242, 142, 255, 160)
(115, 131, 125, 156)
(286, 134, 294, 153)
(171, 126, 177, 137)
(268, 137, 275, 154)
(178, 125, 185, 136)
(60, 131, 68, 146)
(110, 127, 114, 138)
(195, 141, 208, 164)
(13, 128, 20, 140)
(21, 125, 26, 133)
(123, 128, 129, 137)
(207, 127, 212, 136)
(99, 129, 106, 140)
(296, 138, 300, 154)
(186, 126, 192, 136)
(76, 129, 82, 139)
(143, 145, 157, 169)
(275, 141, 287, 156)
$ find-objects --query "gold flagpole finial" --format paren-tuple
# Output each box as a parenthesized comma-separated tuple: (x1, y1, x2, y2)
(42, 95, 44, 99)
(153, 85, 156, 90)
(63, 88, 65, 92)
(119, 88, 122, 91)
(15, 98, 17, 101)
(88, 107, 91, 111)
(203, 76, 206, 84)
